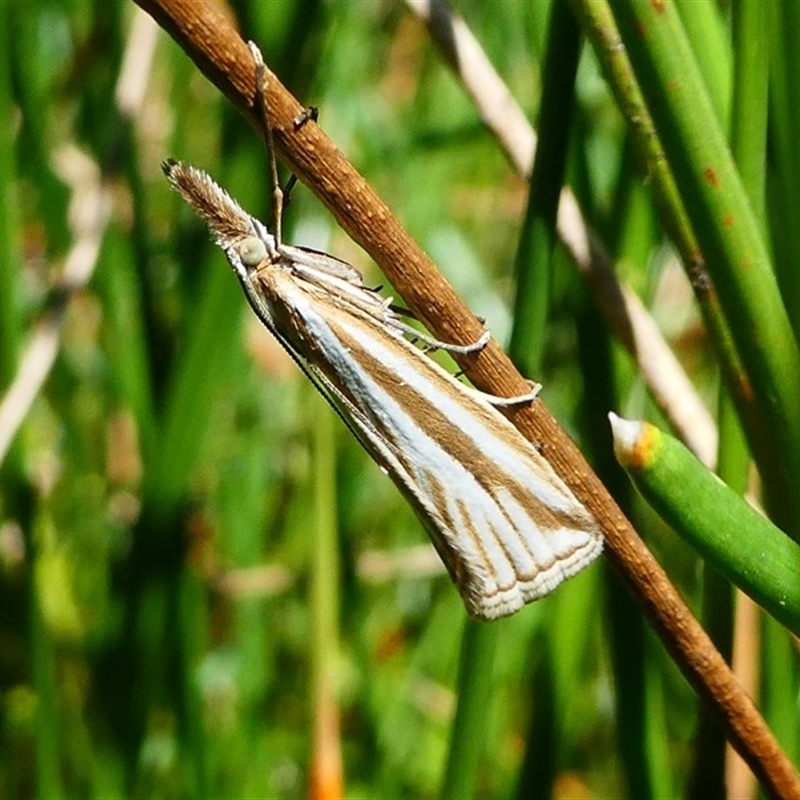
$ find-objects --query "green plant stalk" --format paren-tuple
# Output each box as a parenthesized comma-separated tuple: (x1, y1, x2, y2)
(609, 0, 800, 534)
(440, 619, 497, 800)
(605, 570, 660, 798)
(730, 0, 768, 224)
(688, 3, 769, 794)
(674, 0, 730, 126)
(610, 414, 800, 637)
(515, 634, 556, 798)
(509, 1, 581, 376)
(572, 0, 747, 457)
(767, 2, 800, 330)
(761, 616, 800, 763)
(711, 0, 769, 644)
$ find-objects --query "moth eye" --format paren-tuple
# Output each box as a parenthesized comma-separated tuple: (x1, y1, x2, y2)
(239, 236, 268, 266)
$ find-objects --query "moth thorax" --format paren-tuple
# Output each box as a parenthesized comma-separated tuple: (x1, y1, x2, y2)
(239, 236, 268, 267)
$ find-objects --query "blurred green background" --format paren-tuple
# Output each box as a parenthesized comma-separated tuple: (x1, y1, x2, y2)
(0, 1, 796, 798)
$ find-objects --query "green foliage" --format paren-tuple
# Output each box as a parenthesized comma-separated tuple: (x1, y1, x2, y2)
(612, 414, 800, 636)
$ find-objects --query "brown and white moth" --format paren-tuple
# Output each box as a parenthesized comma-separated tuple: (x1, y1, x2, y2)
(163, 43, 602, 619)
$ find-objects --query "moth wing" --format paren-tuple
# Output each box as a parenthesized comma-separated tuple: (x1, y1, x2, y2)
(270, 286, 602, 620)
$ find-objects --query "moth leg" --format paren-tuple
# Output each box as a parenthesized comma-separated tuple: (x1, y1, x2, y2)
(248, 41, 285, 246)
(382, 302, 491, 354)
(468, 381, 542, 406)
(282, 106, 320, 210)
(294, 106, 319, 129)
(386, 317, 491, 355)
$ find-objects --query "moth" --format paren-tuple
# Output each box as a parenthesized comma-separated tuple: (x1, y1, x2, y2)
(162, 43, 602, 619)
